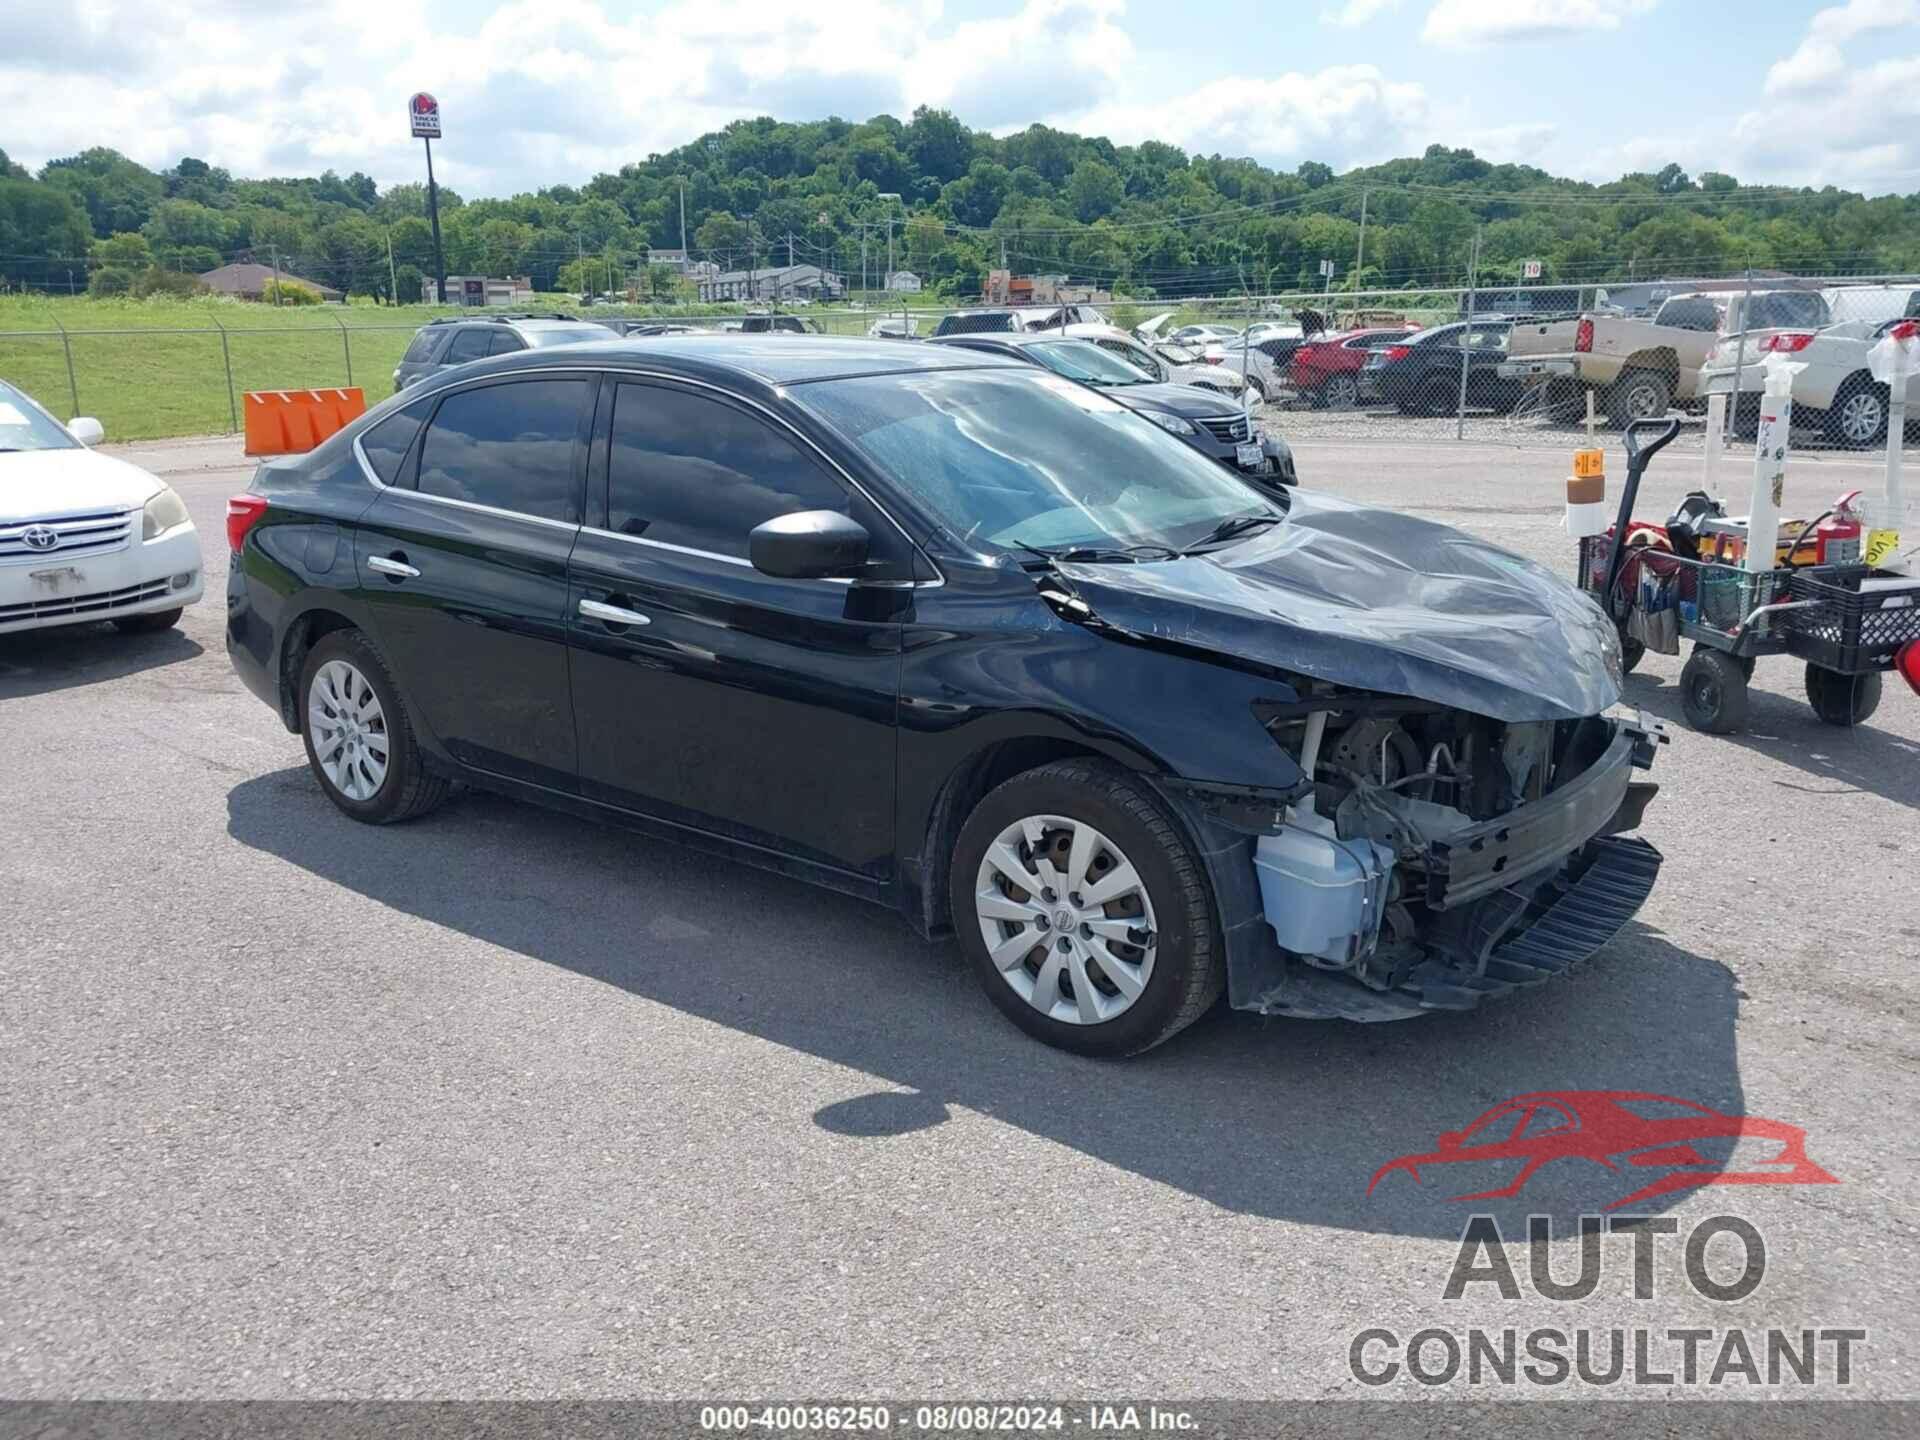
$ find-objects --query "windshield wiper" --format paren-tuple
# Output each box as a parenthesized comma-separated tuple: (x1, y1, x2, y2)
(1181, 511, 1283, 555)
(1010, 539, 1179, 566)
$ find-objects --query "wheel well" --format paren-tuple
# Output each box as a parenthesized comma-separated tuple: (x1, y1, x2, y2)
(1620, 349, 1679, 379)
(913, 737, 1113, 938)
(278, 608, 359, 732)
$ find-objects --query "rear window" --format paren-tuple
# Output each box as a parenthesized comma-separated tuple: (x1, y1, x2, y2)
(444, 328, 492, 363)
(402, 330, 443, 364)
(524, 324, 619, 348)
(934, 312, 1016, 337)
(1654, 297, 1722, 332)
(1747, 292, 1827, 330)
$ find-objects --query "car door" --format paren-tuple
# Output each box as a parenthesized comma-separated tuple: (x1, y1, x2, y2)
(352, 372, 594, 792)
(566, 379, 911, 879)
(440, 326, 492, 372)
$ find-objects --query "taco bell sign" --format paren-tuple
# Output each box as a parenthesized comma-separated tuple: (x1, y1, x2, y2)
(409, 93, 442, 139)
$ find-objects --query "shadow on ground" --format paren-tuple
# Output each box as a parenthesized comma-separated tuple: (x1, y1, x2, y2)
(0, 624, 202, 700)
(228, 767, 1751, 1240)
(1627, 666, 1920, 811)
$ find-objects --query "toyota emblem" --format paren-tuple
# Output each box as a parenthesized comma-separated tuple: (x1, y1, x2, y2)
(22, 525, 59, 551)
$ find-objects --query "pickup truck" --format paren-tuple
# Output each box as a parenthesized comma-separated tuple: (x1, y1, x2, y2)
(1499, 289, 1831, 427)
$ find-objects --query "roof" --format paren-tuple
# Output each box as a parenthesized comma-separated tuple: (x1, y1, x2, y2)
(437, 334, 1025, 389)
(199, 262, 341, 298)
(703, 262, 844, 286)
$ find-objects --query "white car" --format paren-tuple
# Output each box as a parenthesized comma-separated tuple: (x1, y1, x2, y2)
(1, 380, 202, 637)
(1061, 322, 1254, 402)
(1698, 285, 1920, 448)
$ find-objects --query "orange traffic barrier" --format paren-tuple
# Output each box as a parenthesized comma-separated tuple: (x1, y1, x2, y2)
(243, 388, 367, 456)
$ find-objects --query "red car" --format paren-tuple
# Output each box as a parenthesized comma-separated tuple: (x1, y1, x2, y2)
(1366, 1090, 1837, 1210)
(1288, 326, 1419, 408)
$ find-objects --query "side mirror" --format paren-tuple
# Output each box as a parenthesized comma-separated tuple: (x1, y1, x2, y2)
(749, 510, 870, 580)
(68, 416, 105, 446)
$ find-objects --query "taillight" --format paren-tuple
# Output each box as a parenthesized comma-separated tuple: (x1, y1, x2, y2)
(226, 494, 269, 553)
(1897, 640, 1920, 697)
(1382, 345, 1411, 362)
(1204, 354, 1221, 365)
(1761, 332, 1816, 353)
(1575, 318, 1594, 352)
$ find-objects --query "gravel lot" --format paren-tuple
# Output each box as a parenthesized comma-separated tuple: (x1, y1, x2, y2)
(2, 427, 1916, 1404)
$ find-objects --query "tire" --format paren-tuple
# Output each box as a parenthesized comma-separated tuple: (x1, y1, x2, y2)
(1824, 375, 1890, 450)
(948, 760, 1223, 1058)
(1618, 631, 1646, 676)
(1321, 374, 1360, 410)
(1608, 369, 1672, 429)
(1680, 647, 1749, 734)
(1805, 665, 1881, 727)
(298, 629, 451, 824)
(112, 607, 182, 634)
(1419, 376, 1458, 417)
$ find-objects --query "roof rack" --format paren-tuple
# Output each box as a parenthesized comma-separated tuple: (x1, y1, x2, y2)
(426, 312, 580, 325)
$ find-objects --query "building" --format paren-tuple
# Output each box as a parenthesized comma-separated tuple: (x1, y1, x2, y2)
(698, 263, 845, 303)
(981, 270, 1110, 307)
(648, 248, 720, 281)
(198, 262, 342, 302)
(424, 275, 535, 307)
(884, 270, 922, 293)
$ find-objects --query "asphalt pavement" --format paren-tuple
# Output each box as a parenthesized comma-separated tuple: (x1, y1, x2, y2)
(2, 428, 1916, 1405)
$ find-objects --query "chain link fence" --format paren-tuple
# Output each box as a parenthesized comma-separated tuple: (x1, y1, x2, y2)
(2, 270, 1915, 452)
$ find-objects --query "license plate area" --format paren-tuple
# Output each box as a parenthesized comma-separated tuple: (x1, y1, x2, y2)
(1235, 441, 1263, 469)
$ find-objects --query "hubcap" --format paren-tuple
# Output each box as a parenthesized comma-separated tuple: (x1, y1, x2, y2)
(308, 659, 390, 801)
(974, 815, 1157, 1026)
(1628, 383, 1661, 417)
(1840, 391, 1883, 443)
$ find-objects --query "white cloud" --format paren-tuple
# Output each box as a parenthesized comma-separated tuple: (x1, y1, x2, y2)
(1321, 0, 1399, 25)
(1765, 0, 1918, 94)
(1073, 65, 1428, 173)
(1422, 0, 1657, 49)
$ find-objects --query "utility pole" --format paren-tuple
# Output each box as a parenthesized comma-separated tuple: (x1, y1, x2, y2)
(787, 231, 794, 269)
(1353, 188, 1368, 292)
(679, 178, 688, 253)
(386, 231, 398, 305)
(269, 243, 282, 306)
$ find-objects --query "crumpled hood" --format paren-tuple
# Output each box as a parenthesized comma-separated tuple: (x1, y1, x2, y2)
(1055, 490, 1622, 722)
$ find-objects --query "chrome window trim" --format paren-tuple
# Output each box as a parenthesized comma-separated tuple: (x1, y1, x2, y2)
(349, 362, 943, 588)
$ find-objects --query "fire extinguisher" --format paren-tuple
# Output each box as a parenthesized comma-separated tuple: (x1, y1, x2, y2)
(1815, 490, 1864, 566)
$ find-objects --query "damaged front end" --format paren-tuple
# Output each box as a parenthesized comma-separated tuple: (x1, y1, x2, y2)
(1165, 690, 1666, 1022)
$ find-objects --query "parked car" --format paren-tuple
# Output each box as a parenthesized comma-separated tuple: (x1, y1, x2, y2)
(1359, 321, 1523, 414)
(868, 316, 919, 339)
(1500, 289, 1831, 427)
(740, 314, 824, 335)
(605, 320, 699, 337)
(1288, 326, 1420, 408)
(932, 305, 1106, 337)
(1193, 341, 1275, 405)
(1697, 285, 1920, 447)
(930, 332, 1294, 483)
(0, 380, 202, 637)
(392, 314, 621, 393)
(225, 336, 1660, 1055)
(1063, 322, 1254, 403)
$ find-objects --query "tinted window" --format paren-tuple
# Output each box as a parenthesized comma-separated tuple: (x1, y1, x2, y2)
(1655, 297, 1721, 332)
(525, 324, 618, 348)
(1748, 292, 1827, 330)
(607, 385, 851, 559)
(402, 330, 442, 364)
(358, 397, 433, 484)
(417, 379, 589, 523)
(486, 330, 526, 356)
(444, 328, 492, 363)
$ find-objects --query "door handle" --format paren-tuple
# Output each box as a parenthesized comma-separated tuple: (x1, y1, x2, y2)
(579, 598, 651, 627)
(368, 554, 420, 579)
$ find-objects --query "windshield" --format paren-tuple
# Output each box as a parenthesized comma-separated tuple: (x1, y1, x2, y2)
(526, 325, 619, 348)
(1024, 340, 1153, 386)
(0, 382, 78, 453)
(795, 368, 1280, 556)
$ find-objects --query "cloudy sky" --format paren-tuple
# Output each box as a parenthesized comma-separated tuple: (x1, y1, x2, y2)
(6, 0, 1918, 197)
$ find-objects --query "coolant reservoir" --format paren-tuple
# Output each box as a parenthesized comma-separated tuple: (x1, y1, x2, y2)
(1254, 814, 1395, 968)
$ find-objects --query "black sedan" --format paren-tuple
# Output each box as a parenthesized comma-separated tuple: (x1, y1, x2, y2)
(1357, 320, 1525, 415)
(226, 336, 1662, 1057)
(933, 332, 1295, 485)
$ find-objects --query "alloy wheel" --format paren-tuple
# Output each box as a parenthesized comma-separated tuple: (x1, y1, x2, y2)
(1837, 389, 1885, 446)
(307, 659, 390, 801)
(973, 814, 1158, 1026)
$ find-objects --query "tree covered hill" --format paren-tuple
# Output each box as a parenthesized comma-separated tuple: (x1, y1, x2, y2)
(2, 108, 1916, 303)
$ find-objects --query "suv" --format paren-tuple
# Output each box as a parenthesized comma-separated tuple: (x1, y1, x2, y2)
(739, 314, 824, 335)
(932, 305, 1107, 337)
(392, 314, 620, 393)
